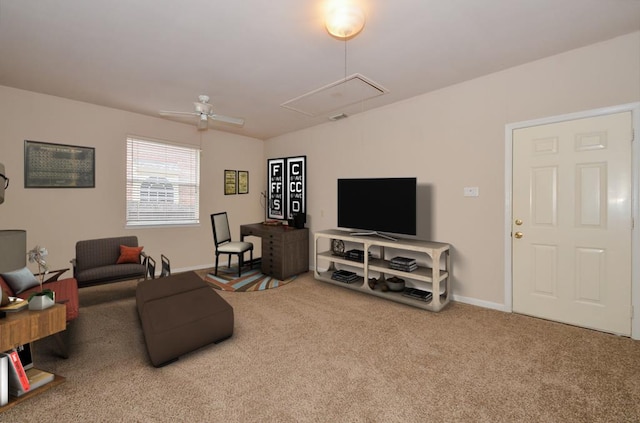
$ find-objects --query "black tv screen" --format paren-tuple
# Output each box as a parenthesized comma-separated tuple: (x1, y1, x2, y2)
(337, 177, 417, 236)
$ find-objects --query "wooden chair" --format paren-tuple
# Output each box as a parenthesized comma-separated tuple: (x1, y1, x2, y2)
(147, 256, 156, 279)
(161, 254, 171, 277)
(210, 212, 253, 277)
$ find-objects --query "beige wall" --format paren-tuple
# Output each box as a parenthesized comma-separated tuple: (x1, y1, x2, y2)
(1, 32, 638, 307)
(0, 86, 265, 274)
(265, 32, 640, 308)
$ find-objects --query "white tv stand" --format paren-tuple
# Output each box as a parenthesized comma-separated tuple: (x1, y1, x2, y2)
(314, 229, 451, 312)
(348, 230, 398, 241)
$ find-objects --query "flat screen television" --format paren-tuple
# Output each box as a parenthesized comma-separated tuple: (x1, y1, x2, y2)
(337, 177, 417, 239)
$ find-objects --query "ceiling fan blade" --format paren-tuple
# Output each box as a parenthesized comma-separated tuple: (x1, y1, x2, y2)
(209, 114, 245, 126)
(159, 110, 198, 117)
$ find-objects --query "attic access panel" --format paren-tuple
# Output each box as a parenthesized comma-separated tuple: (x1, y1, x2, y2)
(281, 74, 387, 117)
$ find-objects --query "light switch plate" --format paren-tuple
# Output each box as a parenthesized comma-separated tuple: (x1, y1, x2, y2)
(464, 187, 479, 197)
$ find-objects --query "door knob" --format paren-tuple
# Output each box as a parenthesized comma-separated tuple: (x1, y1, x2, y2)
(515, 219, 523, 226)
(514, 232, 523, 239)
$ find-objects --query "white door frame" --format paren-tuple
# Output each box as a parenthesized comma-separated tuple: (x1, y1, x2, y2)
(504, 102, 640, 340)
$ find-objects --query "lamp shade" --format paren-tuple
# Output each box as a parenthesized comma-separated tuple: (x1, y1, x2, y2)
(0, 230, 26, 274)
(325, 3, 365, 39)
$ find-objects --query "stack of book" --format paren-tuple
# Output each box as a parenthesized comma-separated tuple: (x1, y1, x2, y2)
(344, 249, 372, 262)
(402, 287, 433, 302)
(0, 297, 28, 313)
(331, 270, 359, 283)
(389, 256, 418, 272)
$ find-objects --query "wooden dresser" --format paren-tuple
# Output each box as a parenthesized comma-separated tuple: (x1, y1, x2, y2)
(240, 223, 309, 280)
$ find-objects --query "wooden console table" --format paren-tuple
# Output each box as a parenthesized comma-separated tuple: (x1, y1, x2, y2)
(0, 304, 66, 412)
(241, 223, 309, 280)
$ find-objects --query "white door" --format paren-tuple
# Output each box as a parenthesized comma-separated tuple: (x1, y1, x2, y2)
(512, 111, 633, 336)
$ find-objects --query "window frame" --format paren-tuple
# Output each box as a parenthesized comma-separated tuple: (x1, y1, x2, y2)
(125, 136, 200, 228)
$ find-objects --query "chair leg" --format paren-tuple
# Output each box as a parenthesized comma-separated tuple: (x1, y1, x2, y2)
(215, 253, 220, 276)
(238, 254, 243, 277)
(228, 256, 231, 269)
(249, 250, 253, 270)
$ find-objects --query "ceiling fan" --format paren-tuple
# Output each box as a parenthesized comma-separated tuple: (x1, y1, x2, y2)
(159, 95, 245, 130)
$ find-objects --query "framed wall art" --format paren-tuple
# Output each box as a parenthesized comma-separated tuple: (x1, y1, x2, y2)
(238, 170, 249, 194)
(224, 170, 237, 195)
(267, 155, 306, 220)
(267, 159, 285, 219)
(24, 140, 95, 188)
(285, 156, 306, 220)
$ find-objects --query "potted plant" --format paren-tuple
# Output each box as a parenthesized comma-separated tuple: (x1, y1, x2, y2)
(27, 245, 55, 310)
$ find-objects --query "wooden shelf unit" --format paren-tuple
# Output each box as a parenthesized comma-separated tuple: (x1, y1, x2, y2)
(314, 229, 451, 312)
(0, 304, 66, 412)
(0, 375, 65, 413)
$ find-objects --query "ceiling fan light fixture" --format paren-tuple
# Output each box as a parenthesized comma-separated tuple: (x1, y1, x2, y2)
(325, 2, 365, 40)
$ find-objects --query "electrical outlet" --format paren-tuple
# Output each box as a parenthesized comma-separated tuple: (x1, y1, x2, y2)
(463, 187, 479, 197)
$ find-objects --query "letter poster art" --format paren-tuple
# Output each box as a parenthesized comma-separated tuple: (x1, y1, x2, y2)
(267, 158, 285, 219)
(267, 156, 306, 220)
(286, 156, 305, 220)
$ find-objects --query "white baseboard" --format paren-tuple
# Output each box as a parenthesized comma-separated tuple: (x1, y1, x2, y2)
(451, 294, 508, 312)
(188, 264, 511, 313)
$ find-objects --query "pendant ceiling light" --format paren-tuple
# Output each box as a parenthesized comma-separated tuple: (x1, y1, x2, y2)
(325, 1, 365, 40)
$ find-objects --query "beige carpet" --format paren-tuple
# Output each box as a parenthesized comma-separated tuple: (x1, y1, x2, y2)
(3, 271, 640, 422)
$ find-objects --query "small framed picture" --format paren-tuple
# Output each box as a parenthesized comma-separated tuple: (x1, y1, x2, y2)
(224, 170, 237, 195)
(238, 171, 249, 194)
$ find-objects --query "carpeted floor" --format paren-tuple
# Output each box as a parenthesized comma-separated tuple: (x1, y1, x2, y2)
(3, 271, 640, 422)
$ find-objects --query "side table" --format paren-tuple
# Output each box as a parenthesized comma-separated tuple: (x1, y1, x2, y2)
(0, 304, 66, 412)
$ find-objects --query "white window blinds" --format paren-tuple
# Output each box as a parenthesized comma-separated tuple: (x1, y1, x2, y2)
(126, 137, 200, 226)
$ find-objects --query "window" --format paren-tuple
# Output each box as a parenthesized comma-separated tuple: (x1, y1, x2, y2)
(126, 137, 200, 226)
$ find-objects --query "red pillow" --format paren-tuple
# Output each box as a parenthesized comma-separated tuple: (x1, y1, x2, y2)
(116, 245, 144, 264)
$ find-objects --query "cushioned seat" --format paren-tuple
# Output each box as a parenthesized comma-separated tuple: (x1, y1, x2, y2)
(211, 212, 253, 277)
(136, 271, 233, 367)
(73, 236, 147, 287)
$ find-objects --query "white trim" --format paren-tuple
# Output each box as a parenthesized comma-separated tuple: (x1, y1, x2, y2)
(505, 102, 640, 340)
(632, 104, 640, 340)
(451, 294, 508, 312)
(504, 125, 514, 312)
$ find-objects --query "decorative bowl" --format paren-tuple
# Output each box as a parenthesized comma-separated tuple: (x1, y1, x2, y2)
(386, 277, 405, 292)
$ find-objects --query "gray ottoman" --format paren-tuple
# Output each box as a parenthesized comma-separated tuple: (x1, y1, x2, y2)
(136, 271, 233, 367)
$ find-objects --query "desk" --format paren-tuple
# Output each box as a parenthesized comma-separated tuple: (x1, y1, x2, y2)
(241, 223, 309, 280)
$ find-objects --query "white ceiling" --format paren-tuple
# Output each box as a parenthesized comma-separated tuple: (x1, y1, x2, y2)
(1, 0, 639, 140)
